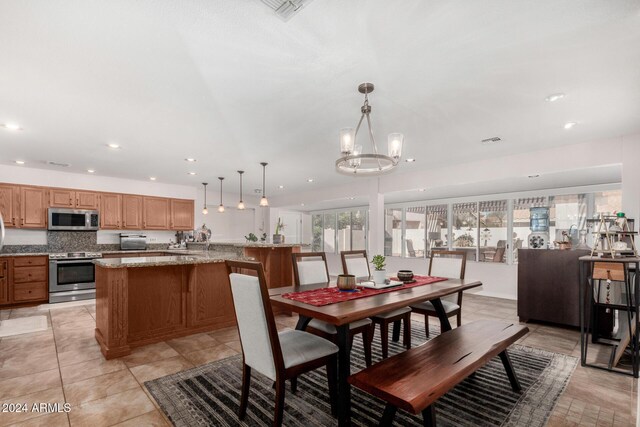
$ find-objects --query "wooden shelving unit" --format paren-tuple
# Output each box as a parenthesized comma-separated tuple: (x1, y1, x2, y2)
(589, 214, 638, 258)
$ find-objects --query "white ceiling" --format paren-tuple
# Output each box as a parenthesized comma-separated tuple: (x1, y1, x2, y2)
(0, 0, 639, 196)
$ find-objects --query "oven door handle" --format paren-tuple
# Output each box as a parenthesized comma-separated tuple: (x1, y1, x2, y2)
(49, 259, 98, 264)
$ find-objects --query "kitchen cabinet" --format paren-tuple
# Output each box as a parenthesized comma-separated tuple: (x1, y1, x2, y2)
(122, 195, 143, 229)
(75, 191, 100, 209)
(187, 263, 235, 328)
(0, 259, 8, 305)
(50, 189, 99, 210)
(100, 193, 122, 229)
(143, 197, 169, 230)
(0, 256, 49, 306)
(20, 187, 47, 228)
(170, 199, 194, 230)
(0, 184, 18, 227)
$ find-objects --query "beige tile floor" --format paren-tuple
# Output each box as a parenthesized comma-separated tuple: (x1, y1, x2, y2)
(0, 295, 636, 426)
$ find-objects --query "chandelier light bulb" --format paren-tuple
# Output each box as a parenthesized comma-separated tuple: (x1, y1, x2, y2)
(218, 205, 225, 213)
(202, 207, 208, 215)
(237, 201, 245, 210)
(260, 196, 269, 207)
(388, 133, 404, 158)
(340, 128, 355, 154)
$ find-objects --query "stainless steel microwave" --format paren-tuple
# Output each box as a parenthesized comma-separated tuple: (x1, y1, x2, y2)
(48, 208, 99, 231)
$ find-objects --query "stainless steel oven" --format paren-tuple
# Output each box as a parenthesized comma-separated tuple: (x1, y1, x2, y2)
(49, 252, 102, 303)
(48, 208, 99, 231)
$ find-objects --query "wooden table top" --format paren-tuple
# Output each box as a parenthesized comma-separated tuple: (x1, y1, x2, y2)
(269, 278, 482, 326)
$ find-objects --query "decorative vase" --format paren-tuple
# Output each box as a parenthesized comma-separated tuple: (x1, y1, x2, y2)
(336, 274, 356, 291)
(272, 234, 284, 244)
(372, 270, 386, 284)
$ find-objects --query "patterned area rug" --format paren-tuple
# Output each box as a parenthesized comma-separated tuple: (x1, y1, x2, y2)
(146, 323, 577, 426)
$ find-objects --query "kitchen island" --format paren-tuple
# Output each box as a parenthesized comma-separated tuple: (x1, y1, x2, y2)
(94, 253, 242, 359)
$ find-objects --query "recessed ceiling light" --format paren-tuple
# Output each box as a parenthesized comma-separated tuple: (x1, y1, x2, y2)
(564, 122, 577, 129)
(307, 178, 314, 183)
(107, 143, 120, 149)
(149, 176, 157, 181)
(405, 158, 416, 163)
(418, 188, 426, 192)
(348, 197, 356, 200)
(185, 158, 196, 162)
(545, 93, 565, 102)
(2, 123, 22, 131)
(278, 185, 285, 189)
(14, 160, 25, 165)
(300, 203, 305, 206)
(187, 172, 197, 175)
(481, 137, 501, 145)
(87, 169, 95, 173)
(528, 174, 540, 178)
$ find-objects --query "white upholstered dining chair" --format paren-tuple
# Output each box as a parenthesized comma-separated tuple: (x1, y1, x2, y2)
(225, 260, 338, 426)
(410, 250, 467, 336)
(340, 250, 412, 359)
(292, 252, 373, 367)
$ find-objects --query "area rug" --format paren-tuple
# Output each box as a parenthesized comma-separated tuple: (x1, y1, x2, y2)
(0, 315, 48, 337)
(145, 323, 577, 426)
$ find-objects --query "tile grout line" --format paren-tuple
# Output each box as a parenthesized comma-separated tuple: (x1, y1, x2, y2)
(50, 306, 71, 427)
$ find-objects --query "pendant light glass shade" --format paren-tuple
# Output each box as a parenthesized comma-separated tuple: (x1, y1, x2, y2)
(259, 162, 269, 207)
(202, 183, 208, 215)
(388, 133, 404, 158)
(237, 170, 245, 210)
(217, 177, 225, 213)
(340, 128, 355, 154)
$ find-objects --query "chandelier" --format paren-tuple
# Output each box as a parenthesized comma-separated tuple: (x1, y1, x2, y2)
(336, 83, 404, 176)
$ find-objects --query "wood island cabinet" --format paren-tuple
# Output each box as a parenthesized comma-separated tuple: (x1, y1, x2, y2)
(170, 199, 195, 231)
(143, 197, 169, 229)
(0, 259, 8, 305)
(100, 193, 122, 229)
(0, 185, 18, 228)
(20, 187, 47, 228)
(122, 195, 143, 229)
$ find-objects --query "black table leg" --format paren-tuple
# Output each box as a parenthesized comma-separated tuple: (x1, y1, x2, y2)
(499, 350, 521, 392)
(392, 320, 401, 341)
(379, 404, 397, 427)
(336, 324, 351, 426)
(295, 315, 312, 331)
(431, 298, 452, 332)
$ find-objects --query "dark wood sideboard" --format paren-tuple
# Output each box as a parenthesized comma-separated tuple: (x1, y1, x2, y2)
(517, 249, 590, 327)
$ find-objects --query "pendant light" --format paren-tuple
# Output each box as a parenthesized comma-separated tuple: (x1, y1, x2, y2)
(217, 177, 225, 213)
(237, 170, 245, 210)
(259, 162, 269, 207)
(201, 183, 208, 215)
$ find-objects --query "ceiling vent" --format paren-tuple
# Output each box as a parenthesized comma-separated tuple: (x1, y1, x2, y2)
(46, 161, 71, 167)
(480, 137, 501, 145)
(260, 0, 313, 21)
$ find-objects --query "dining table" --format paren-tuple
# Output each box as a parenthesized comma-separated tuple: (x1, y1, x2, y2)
(269, 277, 483, 426)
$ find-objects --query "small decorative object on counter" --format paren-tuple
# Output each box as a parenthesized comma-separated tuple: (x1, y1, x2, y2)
(244, 232, 258, 243)
(397, 270, 414, 282)
(336, 274, 357, 291)
(196, 224, 212, 243)
(554, 230, 572, 250)
(260, 232, 267, 243)
(273, 218, 285, 244)
(370, 254, 387, 284)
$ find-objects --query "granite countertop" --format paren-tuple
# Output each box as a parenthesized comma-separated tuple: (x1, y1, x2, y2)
(0, 249, 201, 257)
(94, 251, 248, 268)
(0, 252, 51, 257)
(190, 242, 309, 248)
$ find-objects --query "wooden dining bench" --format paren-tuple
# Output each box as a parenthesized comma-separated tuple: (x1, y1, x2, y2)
(348, 320, 529, 426)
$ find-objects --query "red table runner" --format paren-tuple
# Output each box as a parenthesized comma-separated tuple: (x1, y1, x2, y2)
(281, 275, 448, 307)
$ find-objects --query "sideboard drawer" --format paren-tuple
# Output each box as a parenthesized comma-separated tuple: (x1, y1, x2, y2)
(13, 266, 47, 283)
(13, 282, 47, 302)
(13, 256, 48, 267)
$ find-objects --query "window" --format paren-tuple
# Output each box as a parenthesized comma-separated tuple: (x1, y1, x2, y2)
(594, 190, 622, 216)
(323, 213, 336, 253)
(452, 202, 478, 261)
(337, 212, 351, 252)
(405, 207, 425, 258)
(312, 214, 323, 251)
(513, 197, 547, 250)
(351, 210, 367, 250)
(549, 194, 587, 245)
(384, 208, 403, 257)
(426, 205, 448, 256)
(478, 200, 507, 263)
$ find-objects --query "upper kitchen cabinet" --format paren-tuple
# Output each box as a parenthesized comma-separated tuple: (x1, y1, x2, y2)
(75, 191, 100, 209)
(122, 195, 143, 229)
(0, 184, 19, 227)
(50, 189, 99, 209)
(100, 193, 122, 229)
(143, 197, 169, 229)
(170, 199, 194, 230)
(20, 186, 48, 228)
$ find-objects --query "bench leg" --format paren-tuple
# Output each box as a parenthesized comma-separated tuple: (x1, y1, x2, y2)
(499, 350, 521, 392)
(379, 404, 397, 427)
(422, 405, 436, 427)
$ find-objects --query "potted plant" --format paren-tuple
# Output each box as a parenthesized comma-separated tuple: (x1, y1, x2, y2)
(273, 218, 285, 244)
(370, 254, 387, 284)
(244, 232, 258, 243)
